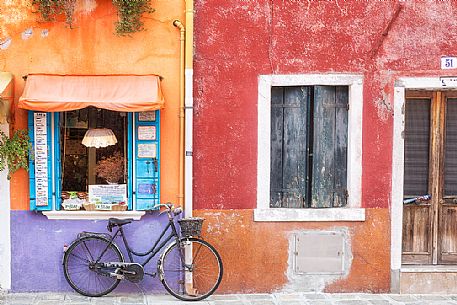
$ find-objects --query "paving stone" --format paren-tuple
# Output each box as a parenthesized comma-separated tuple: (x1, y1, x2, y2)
(35, 301, 64, 305)
(250, 301, 275, 305)
(212, 301, 245, 305)
(118, 295, 146, 303)
(278, 302, 304, 305)
(331, 294, 362, 300)
(335, 301, 371, 305)
(357, 294, 386, 300)
(368, 300, 392, 305)
(275, 293, 303, 300)
(387, 295, 418, 302)
(303, 294, 327, 300)
(244, 294, 274, 300)
(415, 295, 448, 300)
(303, 301, 334, 305)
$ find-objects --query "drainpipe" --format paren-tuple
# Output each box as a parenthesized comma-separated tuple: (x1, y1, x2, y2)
(184, 0, 193, 219)
(173, 19, 185, 210)
(174, 0, 194, 218)
(175, 3, 195, 294)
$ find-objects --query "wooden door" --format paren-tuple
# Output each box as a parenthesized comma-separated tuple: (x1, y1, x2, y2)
(403, 91, 457, 265)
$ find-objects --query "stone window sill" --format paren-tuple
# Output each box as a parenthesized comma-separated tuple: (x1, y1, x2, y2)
(42, 211, 145, 220)
(253, 208, 365, 222)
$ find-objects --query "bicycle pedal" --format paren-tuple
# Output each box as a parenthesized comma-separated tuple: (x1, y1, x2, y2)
(145, 272, 156, 278)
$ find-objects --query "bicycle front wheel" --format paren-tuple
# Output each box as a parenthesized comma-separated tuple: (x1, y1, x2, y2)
(63, 236, 124, 297)
(159, 238, 223, 301)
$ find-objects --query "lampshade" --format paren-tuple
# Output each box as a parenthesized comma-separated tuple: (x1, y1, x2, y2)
(82, 128, 118, 148)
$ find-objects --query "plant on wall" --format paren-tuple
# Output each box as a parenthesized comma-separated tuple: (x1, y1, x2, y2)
(32, 0, 77, 27)
(112, 0, 155, 35)
(33, 0, 154, 34)
(0, 130, 31, 180)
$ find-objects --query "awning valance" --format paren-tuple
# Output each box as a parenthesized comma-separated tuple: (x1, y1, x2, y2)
(18, 74, 165, 112)
(0, 72, 13, 124)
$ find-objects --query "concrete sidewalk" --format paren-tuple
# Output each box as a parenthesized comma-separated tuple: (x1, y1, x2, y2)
(2, 292, 457, 305)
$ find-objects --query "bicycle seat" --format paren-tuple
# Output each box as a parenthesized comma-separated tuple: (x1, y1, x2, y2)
(108, 218, 133, 227)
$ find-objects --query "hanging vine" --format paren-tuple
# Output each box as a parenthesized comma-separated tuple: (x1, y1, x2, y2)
(32, 0, 154, 34)
(0, 130, 31, 180)
(112, 0, 155, 35)
(32, 0, 77, 27)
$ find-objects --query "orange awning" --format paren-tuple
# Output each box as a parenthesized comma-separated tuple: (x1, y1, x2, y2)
(18, 74, 165, 112)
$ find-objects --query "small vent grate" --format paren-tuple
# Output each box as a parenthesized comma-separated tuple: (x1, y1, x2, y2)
(294, 231, 345, 274)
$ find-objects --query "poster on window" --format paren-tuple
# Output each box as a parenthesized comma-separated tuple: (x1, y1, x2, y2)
(89, 184, 127, 210)
(138, 111, 156, 122)
(137, 143, 156, 158)
(138, 126, 156, 140)
(34, 113, 48, 206)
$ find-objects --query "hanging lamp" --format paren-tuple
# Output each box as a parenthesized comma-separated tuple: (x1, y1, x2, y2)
(82, 128, 117, 148)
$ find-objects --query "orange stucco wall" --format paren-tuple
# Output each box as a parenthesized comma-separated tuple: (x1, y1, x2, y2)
(194, 209, 390, 293)
(0, 0, 184, 210)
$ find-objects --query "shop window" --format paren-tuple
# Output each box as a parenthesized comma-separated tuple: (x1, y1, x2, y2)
(28, 109, 160, 213)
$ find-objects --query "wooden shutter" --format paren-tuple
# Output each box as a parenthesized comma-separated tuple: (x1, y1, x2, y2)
(270, 86, 309, 208)
(134, 111, 160, 210)
(28, 111, 53, 211)
(311, 86, 348, 208)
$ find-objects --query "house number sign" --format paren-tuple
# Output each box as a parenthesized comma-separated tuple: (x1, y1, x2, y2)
(441, 57, 457, 70)
(34, 113, 49, 206)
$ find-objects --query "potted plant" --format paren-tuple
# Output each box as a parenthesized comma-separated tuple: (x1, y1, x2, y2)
(94, 151, 124, 184)
(0, 130, 31, 179)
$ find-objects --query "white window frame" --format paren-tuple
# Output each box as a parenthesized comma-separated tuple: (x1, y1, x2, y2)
(255, 74, 365, 222)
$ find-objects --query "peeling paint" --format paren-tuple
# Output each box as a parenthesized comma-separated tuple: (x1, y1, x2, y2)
(21, 28, 32, 40)
(0, 38, 11, 50)
(77, 0, 98, 14)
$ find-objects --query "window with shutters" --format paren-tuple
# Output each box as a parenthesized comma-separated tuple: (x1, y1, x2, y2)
(255, 74, 364, 222)
(270, 86, 348, 208)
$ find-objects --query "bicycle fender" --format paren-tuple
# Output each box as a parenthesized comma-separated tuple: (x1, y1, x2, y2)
(157, 239, 180, 281)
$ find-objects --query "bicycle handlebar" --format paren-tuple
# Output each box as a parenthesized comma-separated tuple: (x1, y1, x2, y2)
(158, 202, 182, 216)
(403, 194, 431, 204)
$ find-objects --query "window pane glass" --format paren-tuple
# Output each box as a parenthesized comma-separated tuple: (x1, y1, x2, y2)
(444, 98, 457, 196)
(404, 99, 430, 196)
(59, 108, 127, 210)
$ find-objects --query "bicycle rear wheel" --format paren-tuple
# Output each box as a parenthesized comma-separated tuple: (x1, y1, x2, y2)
(63, 236, 124, 297)
(159, 237, 223, 301)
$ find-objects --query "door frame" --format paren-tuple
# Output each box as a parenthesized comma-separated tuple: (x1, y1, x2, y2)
(391, 76, 457, 291)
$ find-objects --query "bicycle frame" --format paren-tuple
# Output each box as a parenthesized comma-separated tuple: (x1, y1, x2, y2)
(94, 213, 182, 268)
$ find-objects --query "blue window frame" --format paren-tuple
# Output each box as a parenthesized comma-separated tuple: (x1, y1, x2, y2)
(28, 110, 160, 212)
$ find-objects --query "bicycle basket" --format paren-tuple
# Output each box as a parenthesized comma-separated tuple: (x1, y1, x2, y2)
(178, 217, 204, 237)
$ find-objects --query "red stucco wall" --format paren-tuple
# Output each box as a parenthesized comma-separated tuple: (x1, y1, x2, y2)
(193, 0, 457, 210)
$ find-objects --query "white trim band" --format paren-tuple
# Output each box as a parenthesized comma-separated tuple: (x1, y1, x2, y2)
(254, 208, 365, 222)
(43, 211, 145, 220)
